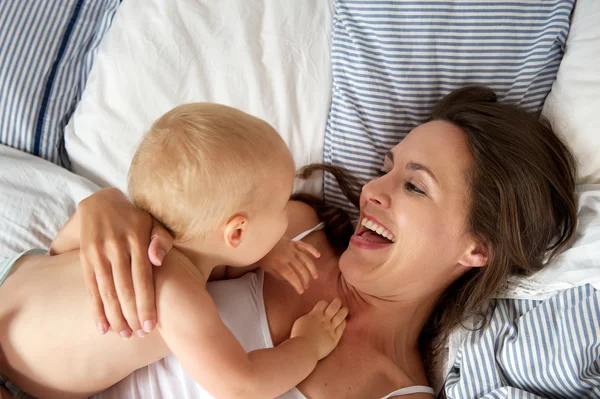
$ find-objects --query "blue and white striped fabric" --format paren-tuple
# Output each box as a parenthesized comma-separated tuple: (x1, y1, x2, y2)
(323, 0, 575, 215)
(0, 0, 120, 166)
(445, 284, 600, 398)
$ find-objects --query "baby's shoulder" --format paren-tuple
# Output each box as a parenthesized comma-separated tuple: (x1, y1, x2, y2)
(158, 248, 208, 285)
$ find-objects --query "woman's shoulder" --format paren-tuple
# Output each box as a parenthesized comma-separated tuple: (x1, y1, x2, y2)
(286, 200, 322, 238)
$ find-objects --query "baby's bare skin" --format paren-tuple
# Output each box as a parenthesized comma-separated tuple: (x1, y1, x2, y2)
(0, 251, 169, 399)
(0, 245, 344, 399)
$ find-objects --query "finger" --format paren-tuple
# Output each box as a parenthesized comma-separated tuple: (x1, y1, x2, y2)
(291, 257, 311, 289)
(267, 270, 286, 282)
(294, 251, 318, 281)
(148, 223, 174, 266)
(95, 251, 132, 339)
(109, 246, 142, 335)
(325, 297, 342, 318)
(311, 300, 328, 314)
(335, 320, 347, 335)
(332, 307, 349, 326)
(80, 249, 109, 334)
(294, 242, 321, 279)
(294, 241, 321, 259)
(131, 243, 156, 334)
(281, 264, 305, 294)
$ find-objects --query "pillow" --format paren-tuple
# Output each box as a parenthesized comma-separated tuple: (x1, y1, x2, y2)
(542, 0, 600, 184)
(0, 144, 99, 259)
(496, 184, 600, 300)
(324, 0, 575, 215)
(0, 0, 120, 166)
(64, 0, 334, 196)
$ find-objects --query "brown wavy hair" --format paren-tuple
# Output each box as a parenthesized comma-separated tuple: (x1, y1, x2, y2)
(293, 86, 578, 369)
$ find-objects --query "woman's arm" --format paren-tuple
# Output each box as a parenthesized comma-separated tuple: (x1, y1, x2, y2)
(71, 188, 173, 337)
(49, 211, 81, 255)
(77, 196, 321, 336)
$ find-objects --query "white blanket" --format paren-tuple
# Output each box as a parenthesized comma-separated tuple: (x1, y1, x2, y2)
(0, 144, 98, 259)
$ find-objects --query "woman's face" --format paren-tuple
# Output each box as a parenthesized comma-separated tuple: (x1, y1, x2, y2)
(339, 120, 487, 298)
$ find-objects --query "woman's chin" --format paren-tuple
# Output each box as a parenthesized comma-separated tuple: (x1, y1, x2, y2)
(339, 244, 382, 279)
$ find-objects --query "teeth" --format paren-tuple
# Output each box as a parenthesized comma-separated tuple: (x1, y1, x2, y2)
(360, 218, 396, 242)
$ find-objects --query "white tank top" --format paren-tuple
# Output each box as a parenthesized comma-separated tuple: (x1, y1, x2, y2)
(95, 224, 433, 399)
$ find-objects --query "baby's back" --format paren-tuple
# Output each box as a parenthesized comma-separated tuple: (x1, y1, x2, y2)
(0, 251, 169, 399)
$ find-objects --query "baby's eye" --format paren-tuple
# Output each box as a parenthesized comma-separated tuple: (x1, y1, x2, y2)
(376, 169, 387, 177)
(405, 181, 425, 195)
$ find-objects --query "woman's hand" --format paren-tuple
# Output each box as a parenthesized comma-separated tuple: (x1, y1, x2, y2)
(77, 188, 173, 338)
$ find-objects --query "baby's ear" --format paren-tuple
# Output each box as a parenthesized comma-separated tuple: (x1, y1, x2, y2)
(224, 214, 249, 248)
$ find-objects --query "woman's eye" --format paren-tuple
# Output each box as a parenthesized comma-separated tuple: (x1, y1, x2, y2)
(405, 181, 425, 195)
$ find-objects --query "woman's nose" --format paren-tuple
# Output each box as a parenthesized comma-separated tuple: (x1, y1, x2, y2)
(362, 178, 391, 209)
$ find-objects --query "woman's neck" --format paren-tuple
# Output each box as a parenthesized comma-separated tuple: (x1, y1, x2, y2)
(336, 272, 441, 366)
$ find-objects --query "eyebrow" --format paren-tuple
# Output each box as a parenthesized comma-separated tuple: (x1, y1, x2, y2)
(385, 151, 438, 184)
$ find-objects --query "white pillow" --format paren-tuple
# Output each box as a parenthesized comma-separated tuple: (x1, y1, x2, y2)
(542, 0, 600, 184)
(496, 184, 600, 300)
(0, 145, 99, 259)
(64, 0, 333, 196)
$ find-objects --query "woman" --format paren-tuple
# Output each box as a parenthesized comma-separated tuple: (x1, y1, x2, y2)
(73, 87, 577, 398)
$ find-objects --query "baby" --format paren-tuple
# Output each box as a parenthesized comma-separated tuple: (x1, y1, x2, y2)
(0, 103, 347, 399)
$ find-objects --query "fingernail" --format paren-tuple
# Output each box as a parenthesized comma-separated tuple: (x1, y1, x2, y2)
(120, 329, 132, 339)
(97, 323, 107, 335)
(156, 250, 166, 263)
(136, 329, 146, 338)
(143, 320, 155, 332)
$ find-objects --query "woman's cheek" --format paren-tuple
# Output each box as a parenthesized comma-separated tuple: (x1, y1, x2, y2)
(401, 209, 442, 244)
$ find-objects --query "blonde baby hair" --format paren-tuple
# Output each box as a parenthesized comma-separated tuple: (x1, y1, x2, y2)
(128, 103, 289, 242)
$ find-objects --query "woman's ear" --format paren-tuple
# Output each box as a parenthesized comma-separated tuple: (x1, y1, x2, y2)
(224, 214, 249, 248)
(458, 239, 489, 268)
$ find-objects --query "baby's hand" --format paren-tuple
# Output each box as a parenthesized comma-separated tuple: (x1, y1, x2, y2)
(290, 298, 348, 360)
(258, 236, 320, 294)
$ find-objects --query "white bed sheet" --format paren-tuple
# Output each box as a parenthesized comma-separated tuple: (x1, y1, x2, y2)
(0, 144, 99, 259)
(64, 0, 333, 196)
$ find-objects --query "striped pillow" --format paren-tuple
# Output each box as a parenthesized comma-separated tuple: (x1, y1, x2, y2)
(0, 0, 120, 166)
(324, 0, 575, 216)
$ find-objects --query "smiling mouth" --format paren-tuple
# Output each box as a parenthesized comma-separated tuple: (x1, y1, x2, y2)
(356, 217, 396, 244)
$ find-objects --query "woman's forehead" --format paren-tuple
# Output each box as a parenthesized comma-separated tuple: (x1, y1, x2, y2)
(389, 121, 472, 185)
(392, 121, 469, 158)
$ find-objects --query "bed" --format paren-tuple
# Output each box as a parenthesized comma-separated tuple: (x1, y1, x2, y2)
(1, 0, 599, 397)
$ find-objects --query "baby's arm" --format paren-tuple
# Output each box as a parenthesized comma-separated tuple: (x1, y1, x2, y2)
(217, 236, 320, 295)
(156, 252, 345, 399)
(211, 200, 323, 284)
